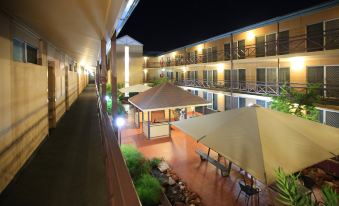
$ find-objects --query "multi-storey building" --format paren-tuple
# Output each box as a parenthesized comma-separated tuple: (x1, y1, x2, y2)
(143, 1, 339, 128)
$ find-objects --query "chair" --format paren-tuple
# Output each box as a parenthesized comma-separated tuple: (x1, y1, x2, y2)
(300, 175, 318, 202)
(236, 181, 260, 206)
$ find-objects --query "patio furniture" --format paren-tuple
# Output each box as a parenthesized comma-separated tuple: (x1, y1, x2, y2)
(196, 149, 232, 177)
(173, 105, 339, 185)
(236, 181, 260, 206)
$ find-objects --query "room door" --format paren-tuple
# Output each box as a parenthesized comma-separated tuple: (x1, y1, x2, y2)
(48, 61, 56, 128)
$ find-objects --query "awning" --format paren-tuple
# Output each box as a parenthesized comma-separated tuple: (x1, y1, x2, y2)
(119, 84, 151, 93)
(173, 106, 339, 185)
(128, 83, 211, 111)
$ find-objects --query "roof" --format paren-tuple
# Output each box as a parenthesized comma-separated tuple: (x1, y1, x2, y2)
(173, 106, 339, 185)
(160, 0, 339, 56)
(117, 35, 143, 46)
(128, 83, 211, 111)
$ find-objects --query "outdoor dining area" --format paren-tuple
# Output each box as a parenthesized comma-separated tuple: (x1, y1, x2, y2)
(120, 83, 339, 205)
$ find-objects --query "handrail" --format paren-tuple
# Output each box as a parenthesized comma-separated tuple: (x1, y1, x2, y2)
(174, 79, 339, 100)
(143, 29, 339, 68)
(95, 85, 141, 206)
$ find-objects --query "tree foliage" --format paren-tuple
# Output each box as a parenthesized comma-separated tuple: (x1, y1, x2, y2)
(270, 84, 321, 121)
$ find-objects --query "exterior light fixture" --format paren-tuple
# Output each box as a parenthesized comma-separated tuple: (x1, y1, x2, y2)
(248, 103, 254, 107)
(116, 116, 126, 128)
(197, 45, 203, 53)
(290, 57, 304, 71)
(217, 63, 224, 72)
(161, 68, 165, 72)
(182, 67, 187, 73)
(247, 31, 255, 41)
(143, 69, 148, 73)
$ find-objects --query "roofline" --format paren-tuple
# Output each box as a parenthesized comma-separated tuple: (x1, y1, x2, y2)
(117, 34, 144, 46)
(159, 0, 339, 56)
(116, 0, 140, 35)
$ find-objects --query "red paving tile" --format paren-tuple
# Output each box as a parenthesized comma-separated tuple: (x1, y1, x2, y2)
(122, 109, 277, 206)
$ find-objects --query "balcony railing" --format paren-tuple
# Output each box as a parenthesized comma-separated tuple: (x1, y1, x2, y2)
(174, 79, 339, 101)
(144, 28, 339, 68)
(96, 85, 141, 206)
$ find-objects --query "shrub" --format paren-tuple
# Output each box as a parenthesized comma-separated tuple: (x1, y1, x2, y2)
(136, 174, 162, 206)
(121, 145, 150, 181)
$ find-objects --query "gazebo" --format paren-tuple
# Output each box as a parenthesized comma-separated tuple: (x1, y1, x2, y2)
(129, 83, 211, 139)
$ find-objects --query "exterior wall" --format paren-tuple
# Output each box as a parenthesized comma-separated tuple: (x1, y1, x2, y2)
(0, 12, 88, 193)
(0, 13, 49, 193)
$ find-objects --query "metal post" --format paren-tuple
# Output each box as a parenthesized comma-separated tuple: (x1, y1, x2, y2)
(147, 111, 150, 139)
(101, 39, 107, 112)
(142, 111, 144, 132)
(184, 108, 187, 119)
(230, 33, 234, 109)
(110, 32, 118, 119)
(168, 109, 171, 138)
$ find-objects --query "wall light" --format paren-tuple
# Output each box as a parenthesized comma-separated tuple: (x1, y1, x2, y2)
(116, 116, 126, 128)
(143, 69, 148, 73)
(290, 57, 304, 71)
(143, 56, 148, 61)
(217, 63, 224, 72)
(247, 31, 255, 41)
(161, 68, 165, 72)
(182, 67, 187, 73)
(197, 45, 204, 53)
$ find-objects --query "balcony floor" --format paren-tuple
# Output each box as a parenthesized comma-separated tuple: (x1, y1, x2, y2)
(0, 85, 107, 206)
(122, 106, 277, 206)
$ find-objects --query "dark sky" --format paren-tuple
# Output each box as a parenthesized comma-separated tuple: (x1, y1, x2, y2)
(119, 0, 329, 53)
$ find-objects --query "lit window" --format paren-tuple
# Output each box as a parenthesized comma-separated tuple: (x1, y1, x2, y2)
(13, 39, 25, 62)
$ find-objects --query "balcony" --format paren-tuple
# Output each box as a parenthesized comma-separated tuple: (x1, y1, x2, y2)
(143, 28, 339, 68)
(174, 79, 339, 104)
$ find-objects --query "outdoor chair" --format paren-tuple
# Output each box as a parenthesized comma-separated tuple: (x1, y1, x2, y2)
(236, 181, 260, 206)
(300, 174, 318, 202)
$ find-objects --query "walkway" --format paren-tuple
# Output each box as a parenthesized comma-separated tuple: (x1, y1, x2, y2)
(0, 85, 107, 206)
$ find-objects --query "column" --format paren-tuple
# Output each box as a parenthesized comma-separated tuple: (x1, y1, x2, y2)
(110, 32, 118, 119)
(101, 39, 107, 112)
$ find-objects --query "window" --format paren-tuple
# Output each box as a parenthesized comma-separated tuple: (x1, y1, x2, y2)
(325, 19, 339, 50)
(239, 97, 246, 108)
(224, 43, 231, 60)
(231, 69, 246, 88)
(256, 68, 266, 83)
(326, 66, 339, 98)
(224, 70, 231, 87)
(13, 39, 25, 62)
(256, 68, 277, 84)
(207, 93, 213, 109)
(26, 44, 38, 64)
(203, 47, 217, 63)
(278, 30, 289, 55)
(167, 71, 173, 80)
(225, 95, 238, 110)
(203, 91, 207, 100)
(187, 71, 191, 80)
(187, 51, 197, 64)
(266, 33, 277, 56)
(69, 64, 73, 71)
(326, 110, 339, 128)
(13, 39, 38, 64)
(307, 23, 324, 52)
(256, 100, 266, 108)
(238, 40, 245, 59)
(212, 93, 218, 110)
(256, 36, 265, 57)
(194, 90, 199, 96)
(307, 66, 324, 96)
(278, 68, 290, 84)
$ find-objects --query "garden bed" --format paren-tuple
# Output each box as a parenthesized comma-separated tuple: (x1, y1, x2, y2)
(121, 145, 203, 206)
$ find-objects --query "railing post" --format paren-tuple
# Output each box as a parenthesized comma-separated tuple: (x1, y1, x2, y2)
(101, 39, 107, 113)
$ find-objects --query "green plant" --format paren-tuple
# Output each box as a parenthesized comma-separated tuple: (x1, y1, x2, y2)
(121, 145, 150, 181)
(136, 174, 162, 206)
(275, 168, 339, 206)
(149, 157, 163, 168)
(271, 84, 320, 122)
(150, 77, 169, 87)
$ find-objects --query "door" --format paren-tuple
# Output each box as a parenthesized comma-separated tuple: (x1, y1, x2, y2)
(278, 68, 290, 84)
(48, 61, 56, 128)
(307, 66, 324, 96)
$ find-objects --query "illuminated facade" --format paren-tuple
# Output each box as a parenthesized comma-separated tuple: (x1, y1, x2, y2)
(143, 1, 339, 127)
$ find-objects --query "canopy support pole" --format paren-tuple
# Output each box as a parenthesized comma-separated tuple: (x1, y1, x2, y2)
(185, 108, 187, 119)
(147, 111, 150, 140)
(169, 109, 171, 138)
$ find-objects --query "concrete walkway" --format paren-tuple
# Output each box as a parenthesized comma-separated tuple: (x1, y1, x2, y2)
(0, 85, 107, 206)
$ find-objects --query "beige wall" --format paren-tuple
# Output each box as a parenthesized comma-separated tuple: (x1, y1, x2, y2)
(0, 12, 88, 193)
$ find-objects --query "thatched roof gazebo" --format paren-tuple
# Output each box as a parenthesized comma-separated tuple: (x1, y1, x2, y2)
(129, 83, 210, 139)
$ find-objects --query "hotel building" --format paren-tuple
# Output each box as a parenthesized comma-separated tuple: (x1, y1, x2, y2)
(143, 1, 339, 128)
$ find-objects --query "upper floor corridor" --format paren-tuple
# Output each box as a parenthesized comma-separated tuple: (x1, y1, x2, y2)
(0, 85, 107, 206)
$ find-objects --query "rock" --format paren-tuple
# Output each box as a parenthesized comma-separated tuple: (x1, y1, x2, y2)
(158, 161, 170, 172)
(168, 177, 176, 185)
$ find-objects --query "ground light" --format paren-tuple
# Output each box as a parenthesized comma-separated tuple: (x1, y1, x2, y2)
(115, 116, 126, 145)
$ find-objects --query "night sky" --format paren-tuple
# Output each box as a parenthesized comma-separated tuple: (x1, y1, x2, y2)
(119, 0, 329, 53)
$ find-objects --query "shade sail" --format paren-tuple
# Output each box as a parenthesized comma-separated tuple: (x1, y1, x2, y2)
(119, 84, 151, 93)
(128, 83, 211, 111)
(172, 106, 339, 185)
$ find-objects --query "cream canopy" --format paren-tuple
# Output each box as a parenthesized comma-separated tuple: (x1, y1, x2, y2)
(119, 84, 151, 93)
(173, 106, 339, 185)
